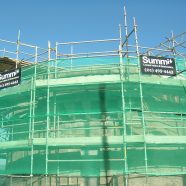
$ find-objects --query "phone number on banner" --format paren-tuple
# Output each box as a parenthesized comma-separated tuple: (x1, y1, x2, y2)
(143, 68, 174, 75)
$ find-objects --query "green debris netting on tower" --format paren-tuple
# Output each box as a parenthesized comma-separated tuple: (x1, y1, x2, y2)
(0, 56, 186, 176)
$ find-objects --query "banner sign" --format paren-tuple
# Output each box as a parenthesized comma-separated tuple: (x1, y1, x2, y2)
(0, 68, 21, 89)
(140, 55, 176, 76)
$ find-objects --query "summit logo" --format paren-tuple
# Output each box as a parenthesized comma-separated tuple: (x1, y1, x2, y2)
(140, 55, 176, 76)
(141, 56, 173, 66)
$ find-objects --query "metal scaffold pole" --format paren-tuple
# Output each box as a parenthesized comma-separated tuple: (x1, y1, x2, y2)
(30, 46, 38, 185)
(119, 24, 128, 186)
(133, 17, 148, 185)
(124, 6, 129, 59)
(29, 79, 33, 140)
(30, 77, 34, 185)
(45, 41, 51, 186)
(171, 30, 176, 58)
(55, 42, 58, 78)
(16, 30, 21, 68)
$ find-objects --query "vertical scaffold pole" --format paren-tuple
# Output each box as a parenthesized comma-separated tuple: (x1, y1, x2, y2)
(29, 79, 34, 186)
(16, 30, 21, 68)
(30, 46, 38, 185)
(46, 41, 51, 186)
(124, 6, 130, 81)
(54, 95, 57, 138)
(55, 42, 58, 78)
(133, 17, 148, 185)
(57, 115, 60, 138)
(119, 24, 128, 186)
(29, 75, 34, 186)
(171, 31, 176, 58)
(124, 6, 129, 59)
(29, 79, 33, 140)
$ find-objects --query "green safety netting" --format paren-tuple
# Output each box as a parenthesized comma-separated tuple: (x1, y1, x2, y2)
(0, 56, 186, 177)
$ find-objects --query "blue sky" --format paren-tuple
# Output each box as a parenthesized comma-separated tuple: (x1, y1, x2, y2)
(0, 0, 185, 50)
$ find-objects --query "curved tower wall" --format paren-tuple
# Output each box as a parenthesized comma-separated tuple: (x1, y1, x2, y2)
(0, 57, 186, 180)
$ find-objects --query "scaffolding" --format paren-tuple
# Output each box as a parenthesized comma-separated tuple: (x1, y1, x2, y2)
(0, 11, 186, 186)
